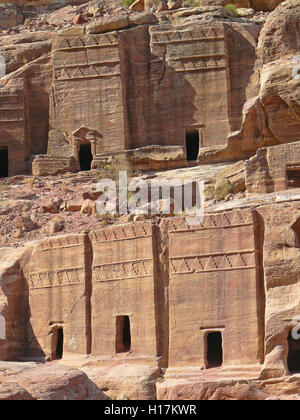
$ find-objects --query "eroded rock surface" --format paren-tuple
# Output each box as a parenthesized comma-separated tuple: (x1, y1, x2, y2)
(0, 362, 107, 400)
(198, 0, 300, 164)
(0, 0, 300, 402)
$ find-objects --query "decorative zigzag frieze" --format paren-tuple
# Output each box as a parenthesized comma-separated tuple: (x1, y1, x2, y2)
(170, 56, 226, 73)
(169, 210, 254, 232)
(170, 251, 256, 275)
(91, 222, 153, 244)
(54, 62, 121, 81)
(29, 267, 84, 290)
(40, 235, 84, 251)
(151, 28, 225, 45)
(56, 33, 119, 51)
(93, 259, 153, 282)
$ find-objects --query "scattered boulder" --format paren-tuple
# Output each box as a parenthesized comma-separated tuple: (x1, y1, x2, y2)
(0, 363, 106, 400)
(129, 12, 158, 25)
(251, 0, 284, 11)
(45, 6, 78, 26)
(45, 219, 65, 235)
(72, 14, 86, 25)
(157, 0, 169, 12)
(66, 201, 83, 212)
(81, 200, 97, 215)
(42, 198, 63, 214)
(217, 161, 246, 192)
(168, 0, 182, 10)
(215, 179, 233, 201)
(82, 191, 102, 201)
(215, 161, 245, 201)
(236, 7, 255, 17)
(85, 3, 102, 18)
(14, 216, 36, 232)
(86, 15, 130, 34)
(260, 345, 289, 379)
(130, 0, 145, 12)
(0, 381, 35, 401)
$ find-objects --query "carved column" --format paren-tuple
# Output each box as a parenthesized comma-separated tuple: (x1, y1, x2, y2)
(72, 136, 80, 159)
(91, 139, 97, 156)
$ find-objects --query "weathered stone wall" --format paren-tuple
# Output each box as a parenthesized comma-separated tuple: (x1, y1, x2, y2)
(0, 247, 30, 361)
(226, 22, 260, 132)
(0, 54, 52, 176)
(256, 203, 300, 379)
(124, 22, 230, 149)
(0, 9, 259, 176)
(167, 210, 264, 368)
(90, 222, 161, 357)
(44, 17, 257, 173)
(0, 79, 27, 176)
(0, 211, 264, 370)
(245, 141, 300, 194)
(21, 56, 53, 156)
(4, 203, 300, 394)
(23, 233, 91, 359)
(0, 5, 23, 30)
(49, 28, 126, 156)
(198, 0, 300, 165)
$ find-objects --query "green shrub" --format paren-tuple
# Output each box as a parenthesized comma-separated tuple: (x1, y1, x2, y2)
(182, 0, 200, 6)
(224, 4, 238, 17)
(204, 185, 216, 201)
(122, 0, 135, 7)
(97, 155, 133, 185)
(215, 179, 233, 202)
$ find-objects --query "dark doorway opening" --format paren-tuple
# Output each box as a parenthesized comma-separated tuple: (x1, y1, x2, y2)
(287, 331, 300, 373)
(206, 331, 223, 369)
(287, 167, 300, 189)
(292, 218, 300, 247)
(55, 328, 64, 360)
(79, 143, 93, 171)
(0, 147, 8, 178)
(186, 130, 200, 161)
(116, 315, 131, 353)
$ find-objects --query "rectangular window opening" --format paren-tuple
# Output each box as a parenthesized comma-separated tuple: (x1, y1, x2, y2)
(186, 130, 200, 162)
(0, 147, 8, 178)
(287, 166, 300, 189)
(51, 327, 64, 360)
(79, 143, 93, 171)
(288, 330, 300, 374)
(206, 331, 223, 369)
(116, 315, 131, 354)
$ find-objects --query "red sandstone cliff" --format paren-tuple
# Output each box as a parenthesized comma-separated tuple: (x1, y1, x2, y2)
(0, 0, 300, 401)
